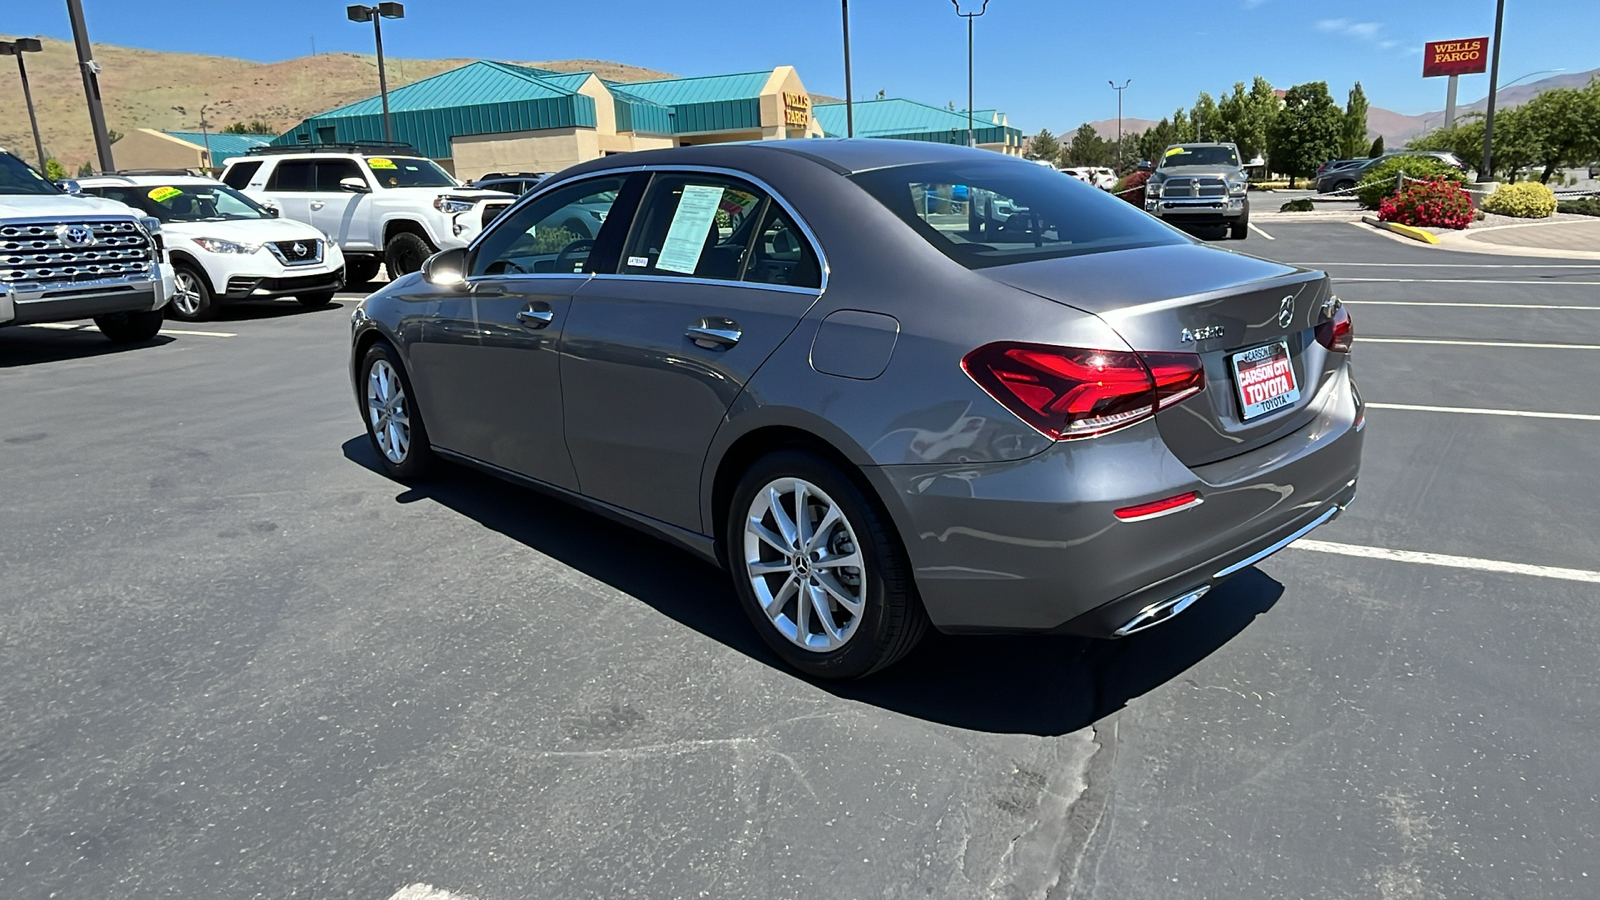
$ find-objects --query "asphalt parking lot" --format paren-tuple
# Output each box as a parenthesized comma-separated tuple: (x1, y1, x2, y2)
(3, 222, 1599, 900)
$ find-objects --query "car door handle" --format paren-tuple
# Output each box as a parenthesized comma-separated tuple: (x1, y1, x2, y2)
(516, 307, 555, 328)
(686, 318, 741, 348)
(310, 201, 326, 210)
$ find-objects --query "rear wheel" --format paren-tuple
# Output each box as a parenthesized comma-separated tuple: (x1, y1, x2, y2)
(94, 308, 165, 343)
(727, 450, 928, 679)
(360, 341, 434, 480)
(1334, 179, 1356, 192)
(384, 232, 433, 278)
(168, 264, 214, 321)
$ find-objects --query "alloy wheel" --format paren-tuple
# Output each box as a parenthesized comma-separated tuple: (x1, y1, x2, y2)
(172, 270, 203, 317)
(743, 477, 866, 652)
(366, 358, 411, 464)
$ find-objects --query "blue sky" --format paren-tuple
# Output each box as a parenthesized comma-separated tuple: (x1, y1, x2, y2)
(6, 0, 1593, 133)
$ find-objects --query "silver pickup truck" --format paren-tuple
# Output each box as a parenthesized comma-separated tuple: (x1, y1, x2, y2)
(1, 149, 173, 343)
(1143, 142, 1251, 240)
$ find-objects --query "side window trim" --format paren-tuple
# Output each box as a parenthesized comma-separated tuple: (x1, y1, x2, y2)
(731, 196, 772, 282)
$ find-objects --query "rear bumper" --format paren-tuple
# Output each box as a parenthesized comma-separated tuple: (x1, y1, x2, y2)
(872, 365, 1363, 636)
(0, 265, 170, 327)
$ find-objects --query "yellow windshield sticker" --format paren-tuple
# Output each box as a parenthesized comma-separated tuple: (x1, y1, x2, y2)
(367, 157, 397, 169)
(148, 186, 183, 203)
(1164, 147, 1186, 157)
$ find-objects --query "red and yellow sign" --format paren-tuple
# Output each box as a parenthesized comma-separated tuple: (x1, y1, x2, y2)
(1423, 37, 1489, 78)
(783, 92, 811, 129)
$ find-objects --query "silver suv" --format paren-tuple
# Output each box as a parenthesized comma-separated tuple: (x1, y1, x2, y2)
(1, 150, 173, 343)
(1143, 143, 1251, 239)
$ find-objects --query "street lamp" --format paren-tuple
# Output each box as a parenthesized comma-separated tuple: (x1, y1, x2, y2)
(347, 3, 405, 143)
(1480, 0, 1505, 179)
(172, 102, 215, 170)
(0, 38, 45, 172)
(1109, 79, 1131, 166)
(952, 0, 990, 148)
(841, 0, 854, 137)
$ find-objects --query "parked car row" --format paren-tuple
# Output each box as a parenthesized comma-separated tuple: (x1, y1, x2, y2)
(1059, 166, 1116, 190)
(1315, 151, 1466, 194)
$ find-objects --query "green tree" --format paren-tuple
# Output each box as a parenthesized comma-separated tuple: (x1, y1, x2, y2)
(1062, 123, 1110, 167)
(1234, 77, 1281, 164)
(44, 158, 68, 181)
(1512, 81, 1600, 183)
(1369, 135, 1385, 157)
(224, 119, 277, 135)
(1267, 81, 1344, 187)
(1171, 107, 1195, 143)
(1138, 118, 1178, 162)
(1343, 82, 1370, 159)
(1191, 92, 1220, 142)
(1026, 128, 1061, 163)
(77, 161, 95, 177)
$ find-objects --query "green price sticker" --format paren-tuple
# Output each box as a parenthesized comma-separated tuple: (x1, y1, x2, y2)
(367, 158, 397, 170)
(148, 186, 183, 203)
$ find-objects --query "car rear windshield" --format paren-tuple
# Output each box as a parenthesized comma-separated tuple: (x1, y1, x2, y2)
(0, 153, 59, 196)
(1160, 146, 1240, 168)
(848, 159, 1186, 270)
(364, 156, 456, 188)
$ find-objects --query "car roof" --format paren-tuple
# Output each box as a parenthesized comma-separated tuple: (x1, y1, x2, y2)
(79, 175, 222, 186)
(560, 138, 1030, 180)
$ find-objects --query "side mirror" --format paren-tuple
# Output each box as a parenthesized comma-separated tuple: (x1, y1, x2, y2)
(339, 177, 371, 194)
(58, 180, 83, 195)
(421, 247, 468, 289)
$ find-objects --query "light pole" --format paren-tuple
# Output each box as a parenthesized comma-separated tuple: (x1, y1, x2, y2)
(347, 3, 405, 143)
(952, 0, 990, 148)
(0, 38, 46, 172)
(172, 102, 216, 170)
(1109, 79, 1131, 166)
(66, 0, 115, 172)
(841, 0, 854, 137)
(1480, 0, 1505, 179)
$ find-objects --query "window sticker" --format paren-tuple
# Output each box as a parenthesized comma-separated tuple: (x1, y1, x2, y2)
(367, 158, 397, 170)
(627, 256, 649, 268)
(655, 184, 724, 274)
(1164, 147, 1186, 157)
(148, 186, 183, 203)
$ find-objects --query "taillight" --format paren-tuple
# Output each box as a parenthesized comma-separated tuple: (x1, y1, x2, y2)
(1316, 302, 1354, 353)
(962, 342, 1206, 440)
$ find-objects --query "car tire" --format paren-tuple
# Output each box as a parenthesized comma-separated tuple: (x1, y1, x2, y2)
(296, 291, 337, 308)
(384, 232, 433, 278)
(1231, 219, 1249, 240)
(1334, 179, 1355, 192)
(726, 450, 928, 680)
(168, 263, 214, 322)
(345, 258, 382, 285)
(359, 341, 435, 480)
(94, 308, 165, 343)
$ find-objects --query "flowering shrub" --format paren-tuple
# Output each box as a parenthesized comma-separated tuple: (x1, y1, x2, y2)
(1113, 170, 1151, 206)
(1483, 182, 1558, 218)
(1357, 156, 1467, 209)
(1377, 179, 1474, 229)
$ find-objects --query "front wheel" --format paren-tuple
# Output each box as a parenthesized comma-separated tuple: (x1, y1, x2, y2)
(360, 341, 435, 479)
(1230, 219, 1249, 240)
(384, 232, 433, 278)
(94, 308, 165, 343)
(168, 264, 214, 321)
(727, 450, 928, 679)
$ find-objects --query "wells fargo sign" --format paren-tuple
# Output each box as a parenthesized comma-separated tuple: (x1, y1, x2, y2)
(1423, 37, 1489, 78)
(783, 92, 811, 129)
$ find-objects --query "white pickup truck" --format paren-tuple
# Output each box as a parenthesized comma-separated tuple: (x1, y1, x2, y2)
(221, 143, 515, 283)
(1, 149, 174, 343)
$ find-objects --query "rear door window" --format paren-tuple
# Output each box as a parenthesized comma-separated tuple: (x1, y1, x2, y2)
(620, 174, 767, 282)
(265, 160, 314, 192)
(222, 160, 262, 189)
(743, 204, 821, 290)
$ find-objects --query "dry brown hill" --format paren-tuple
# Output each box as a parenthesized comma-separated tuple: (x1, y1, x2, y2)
(0, 35, 674, 171)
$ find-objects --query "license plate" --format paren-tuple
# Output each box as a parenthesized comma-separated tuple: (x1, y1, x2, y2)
(1231, 340, 1300, 421)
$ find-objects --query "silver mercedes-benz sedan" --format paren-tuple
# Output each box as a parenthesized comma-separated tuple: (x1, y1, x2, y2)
(350, 140, 1363, 679)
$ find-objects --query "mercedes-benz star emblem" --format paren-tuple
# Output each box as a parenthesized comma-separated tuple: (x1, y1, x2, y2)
(1277, 296, 1295, 330)
(292, 242, 307, 257)
(57, 224, 96, 247)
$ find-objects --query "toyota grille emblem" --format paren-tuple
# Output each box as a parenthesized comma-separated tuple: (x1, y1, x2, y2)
(57, 224, 96, 247)
(292, 242, 307, 258)
(1277, 296, 1295, 330)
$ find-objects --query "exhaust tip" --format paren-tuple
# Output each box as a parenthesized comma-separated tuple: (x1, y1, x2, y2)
(1113, 586, 1210, 637)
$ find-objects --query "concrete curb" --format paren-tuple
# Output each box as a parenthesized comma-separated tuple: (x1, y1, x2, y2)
(1361, 215, 1440, 245)
(1434, 217, 1600, 260)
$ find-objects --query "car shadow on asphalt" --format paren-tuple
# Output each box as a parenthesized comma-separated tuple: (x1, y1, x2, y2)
(0, 328, 175, 367)
(342, 436, 1285, 737)
(206, 298, 350, 322)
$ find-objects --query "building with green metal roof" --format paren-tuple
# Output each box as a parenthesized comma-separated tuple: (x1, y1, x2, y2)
(813, 98, 1022, 155)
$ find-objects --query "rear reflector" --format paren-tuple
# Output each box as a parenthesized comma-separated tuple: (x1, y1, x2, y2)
(1115, 491, 1203, 521)
(962, 342, 1205, 440)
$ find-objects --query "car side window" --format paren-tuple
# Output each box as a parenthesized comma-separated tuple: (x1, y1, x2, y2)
(743, 204, 821, 290)
(315, 159, 365, 192)
(620, 174, 767, 282)
(266, 160, 313, 192)
(469, 175, 631, 278)
(222, 161, 261, 189)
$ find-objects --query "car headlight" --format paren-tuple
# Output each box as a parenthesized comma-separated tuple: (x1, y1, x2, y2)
(587, 209, 607, 223)
(1228, 181, 1248, 196)
(433, 197, 476, 214)
(1145, 181, 1163, 197)
(191, 237, 260, 254)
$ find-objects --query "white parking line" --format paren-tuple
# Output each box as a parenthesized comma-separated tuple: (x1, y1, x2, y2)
(1248, 223, 1276, 240)
(24, 323, 237, 338)
(1344, 300, 1600, 310)
(385, 885, 478, 900)
(1361, 337, 1600, 350)
(1366, 402, 1600, 422)
(1337, 278, 1600, 285)
(1291, 539, 1600, 585)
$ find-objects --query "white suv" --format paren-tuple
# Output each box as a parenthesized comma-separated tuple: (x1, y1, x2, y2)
(78, 173, 344, 321)
(220, 144, 514, 283)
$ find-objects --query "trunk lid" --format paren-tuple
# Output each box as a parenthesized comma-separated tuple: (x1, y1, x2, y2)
(981, 242, 1339, 467)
